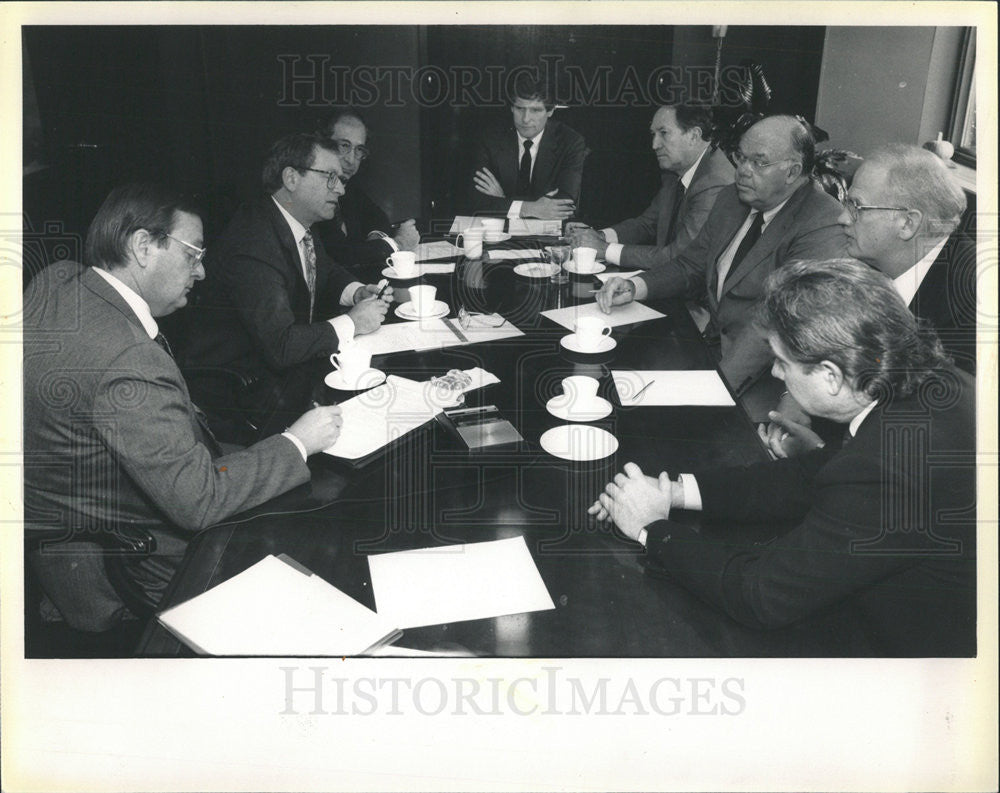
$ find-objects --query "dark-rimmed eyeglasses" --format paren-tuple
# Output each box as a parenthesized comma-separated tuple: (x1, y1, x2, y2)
(166, 234, 206, 267)
(842, 196, 911, 221)
(331, 138, 370, 162)
(301, 168, 344, 190)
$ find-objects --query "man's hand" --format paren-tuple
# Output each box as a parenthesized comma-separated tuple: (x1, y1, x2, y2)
(758, 392, 824, 459)
(392, 219, 420, 251)
(286, 405, 343, 456)
(586, 462, 673, 542)
(347, 286, 390, 334)
(566, 225, 608, 258)
(353, 282, 393, 305)
(521, 189, 576, 220)
(595, 276, 636, 314)
(473, 167, 506, 198)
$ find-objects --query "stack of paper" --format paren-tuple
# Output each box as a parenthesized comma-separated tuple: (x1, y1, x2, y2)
(157, 555, 400, 656)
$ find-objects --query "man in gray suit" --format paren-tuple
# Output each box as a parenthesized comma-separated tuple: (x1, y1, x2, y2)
(597, 115, 849, 402)
(566, 104, 734, 269)
(23, 183, 344, 631)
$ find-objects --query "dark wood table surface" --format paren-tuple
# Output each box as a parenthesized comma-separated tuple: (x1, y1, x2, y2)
(138, 243, 878, 657)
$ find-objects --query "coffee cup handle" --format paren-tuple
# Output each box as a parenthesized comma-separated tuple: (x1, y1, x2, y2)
(331, 355, 342, 371)
(601, 327, 612, 337)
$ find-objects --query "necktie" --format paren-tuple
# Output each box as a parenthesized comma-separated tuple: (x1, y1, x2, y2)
(154, 332, 222, 456)
(302, 230, 317, 322)
(516, 139, 533, 195)
(717, 211, 764, 298)
(664, 182, 686, 245)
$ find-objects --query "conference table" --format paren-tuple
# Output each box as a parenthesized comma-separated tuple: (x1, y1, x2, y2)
(138, 235, 879, 657)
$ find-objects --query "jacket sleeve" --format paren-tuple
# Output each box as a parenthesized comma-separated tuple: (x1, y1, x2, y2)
(636, 204, 717, 300)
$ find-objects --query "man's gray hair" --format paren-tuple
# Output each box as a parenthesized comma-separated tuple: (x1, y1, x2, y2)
(866, 143, 967, 236)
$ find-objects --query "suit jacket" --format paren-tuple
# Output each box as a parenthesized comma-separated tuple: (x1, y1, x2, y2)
(313, 180, 395, 273)
(610, 146, 734, 270)
(23, 263, 310, 622)
(645, 367, 976, 656)
(470, 119, 588, 215)
(640, 180, 849, 393)
(182, 196, 358, 390)
(910, 232, 977, 374)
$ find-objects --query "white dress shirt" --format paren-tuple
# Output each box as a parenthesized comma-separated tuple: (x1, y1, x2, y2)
(892, 236, 948, 307)
(507, 128, 546, 219)
(714, 196, 790, 300)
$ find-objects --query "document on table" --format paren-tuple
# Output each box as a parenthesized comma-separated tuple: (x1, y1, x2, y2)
(156, 554, 400, 656)
(507, 218, 562, 236)
(595, 270, 642, 283)
(611, 369, 736, 406)
(541, 300, 666, 331)
(355, 317, 525, 355)
(367, 536, 555, 629)
(486, 248, 545, 261)
(416, 240, 460, 266)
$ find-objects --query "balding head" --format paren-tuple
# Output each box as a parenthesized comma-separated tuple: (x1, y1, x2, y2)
(734, 115, 815, 210)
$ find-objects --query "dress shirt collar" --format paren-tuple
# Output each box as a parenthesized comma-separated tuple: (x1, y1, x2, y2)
(892, 236, 948, 307)
(680, 146, 708, 190)
(271, 195, 310, 245)
(516, 127, 545, 153)
(848, 399, 879, 437)
(92, 266, 158, 339)
(759, 195, 791, 229)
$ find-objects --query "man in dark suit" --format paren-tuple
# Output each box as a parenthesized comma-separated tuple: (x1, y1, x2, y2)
(470, 74, 588, 221)
(181, 133, 391, 438)
(591, 260, 975, 656)
(763, 143, 975, 459)
(23, 183, 345, 631)
(566, 104, 734, 269)
(596, 115, 849, 400)
(312, 108, 419, 274)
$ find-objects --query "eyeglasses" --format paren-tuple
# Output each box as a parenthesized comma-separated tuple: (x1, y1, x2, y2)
(842, 196, 911, 221)
(302, 168, 344, 190)
(166, 234, 206, 267)
(330, 138, 370, 162)
(730, 150, 794, 172)
(458, 306, 507, 330)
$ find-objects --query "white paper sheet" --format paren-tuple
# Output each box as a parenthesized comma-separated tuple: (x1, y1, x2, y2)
(448, 215, 478, 234)
(595, 270, 642, 283)
(156, 555, 398, 656)
(611, 369, 736, 406)
(367, 536, 555, 629)
(355, 317, 525, 355)
(540, 300, 666, 330)
(486, 248, 545, 261)
(416, 240, 460, 264)
(507, 218, 562, 236)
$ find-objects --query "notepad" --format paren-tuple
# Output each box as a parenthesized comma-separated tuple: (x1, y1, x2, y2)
(611, 370, 736, 406)
(156, 554, 400, 656)
(354, 318, 524, 356)
(541, 301, 666, 331)
(367, 536, 555, 629)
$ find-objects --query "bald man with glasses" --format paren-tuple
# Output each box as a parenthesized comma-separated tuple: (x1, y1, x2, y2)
(596, 115, 849, 411)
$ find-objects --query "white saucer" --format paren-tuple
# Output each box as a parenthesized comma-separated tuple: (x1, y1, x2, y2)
(560, 334, 616, 354)
(381, 266, 420, 279)
(545, 395, 613, 422)
(540, 424, 619, 461)
(324, 368, 387, 391)
(395, 300, 449, 320)
(564, 262, 607, 276)
(513, 262, 560, 278)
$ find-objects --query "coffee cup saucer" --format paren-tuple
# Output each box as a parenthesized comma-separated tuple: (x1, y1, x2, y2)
(563, 262, 606, 275)
(560, 333, 616, 354)
(545, 395, 613, 422)
(324, 368, 387, 391)
(381, 266, 419, 279)
(395, 300, 449, 320)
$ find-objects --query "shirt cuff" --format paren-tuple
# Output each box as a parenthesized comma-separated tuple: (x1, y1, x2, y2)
(329, 314, 355, 346)
(605, 242, 624, 266)
(637, 528, 648, 547)
(678, 473, 703, 511)
(507, 201, 523, 219)
(281, 431, 309, 461)
(339, 281, 364, 307)
(602, 227, 619, 244)
(367, 230, 399, 253)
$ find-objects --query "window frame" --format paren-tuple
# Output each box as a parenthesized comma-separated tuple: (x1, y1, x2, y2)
(948, 27, 976, 168)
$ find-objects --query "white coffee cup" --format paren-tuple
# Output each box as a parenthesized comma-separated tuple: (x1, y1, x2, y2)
(561, 375, 600, 407)
(409, 284, 438, 316)
(573, 316, 612, 351)
(457, 227, 485, 259)
(331, 343, 372, 382)
(387, 251, 417, 278)
(479, 218, 504, 233)
(573, 247, 598, 273)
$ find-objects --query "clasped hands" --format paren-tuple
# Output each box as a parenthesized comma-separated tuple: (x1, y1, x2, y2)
(348, 281, 394, 335)
(473, 167, 575, 219)
(588, 462, 674, 543)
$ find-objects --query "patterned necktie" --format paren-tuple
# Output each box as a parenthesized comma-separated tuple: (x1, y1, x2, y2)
(516, 139, 534, 195)
(154, 332, 222, 456)
(665, 182, 686, 245)
(717, 211, 764, 298)
(302, 230, 317, 322)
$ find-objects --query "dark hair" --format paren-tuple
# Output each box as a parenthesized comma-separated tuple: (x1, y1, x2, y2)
(671, 104, 714, 142)
(508, 73, 554, 110)
(84, 183, 199, 271)
(262, 132, 339, 193)
(756, 259, 950, 399)
(319, 106, 368, 138)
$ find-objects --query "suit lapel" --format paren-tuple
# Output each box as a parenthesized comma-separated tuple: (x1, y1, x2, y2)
(264, 198, 311, 291)
(707, 204, 753, 298)
(532, 124, 558, 193)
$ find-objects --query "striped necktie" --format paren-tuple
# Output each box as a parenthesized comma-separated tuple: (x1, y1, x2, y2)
(302, 230, 317, 322)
